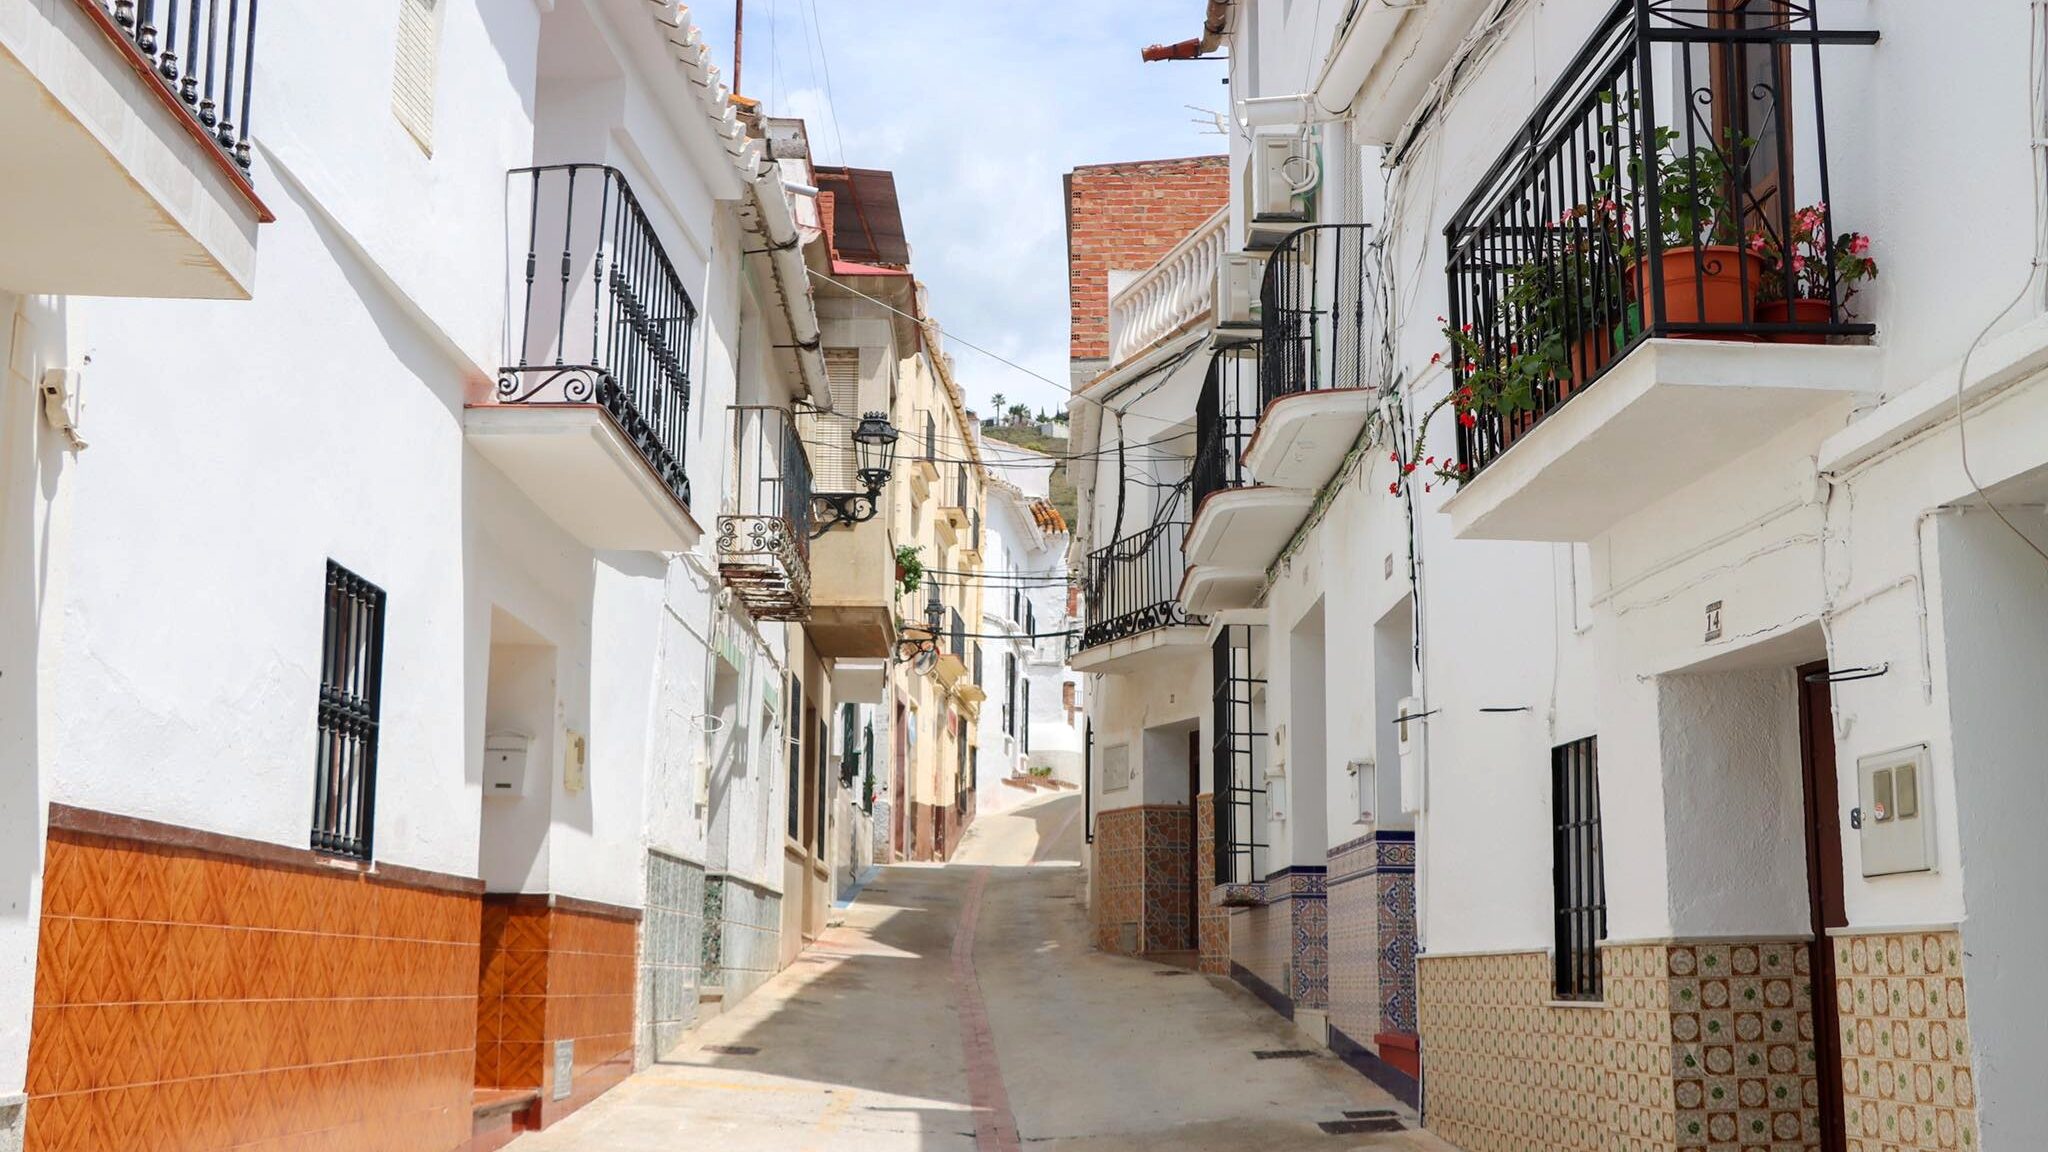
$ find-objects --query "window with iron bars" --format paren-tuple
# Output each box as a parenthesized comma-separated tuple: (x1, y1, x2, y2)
(1003, 654, 1018, 736)
(1212, 624, 1268, 886)
(1021, 680, 1030, 755)
(1552, 736, 1607, 1000)
(313, 562, 387, 861)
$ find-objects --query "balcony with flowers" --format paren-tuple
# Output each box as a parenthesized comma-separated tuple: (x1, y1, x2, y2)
(1433, 0, 1882, 543)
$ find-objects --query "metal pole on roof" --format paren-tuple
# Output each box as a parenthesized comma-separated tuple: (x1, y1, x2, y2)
(733, 0, 745, 96)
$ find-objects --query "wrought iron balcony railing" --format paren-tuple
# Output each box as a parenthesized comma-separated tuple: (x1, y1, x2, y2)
(1190, 343, 1262, 511)
(717, 406, 814, 621)
(1446, 0, 1876, 477)
(949, 608, 967, 659)
(1259, 224, 1377, 409)
(1080, 520, 1200, 651)
(1109, 208, 1229, 365)
(104, 0, 261, 171)
(502, 165, 696, 505)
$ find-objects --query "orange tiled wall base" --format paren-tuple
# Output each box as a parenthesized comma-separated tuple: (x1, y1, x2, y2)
(474, 895, 637, 1126)
(26, 823, 480, 1152)
(1193, 796, 1228, 975)
(1418, 941, 1823, 1152)
(1831, 929, 1978, 1152)
(1090, 805, 1193, 956)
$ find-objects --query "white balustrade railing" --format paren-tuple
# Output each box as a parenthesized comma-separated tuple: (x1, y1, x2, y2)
(1107, 208, 1228, 366)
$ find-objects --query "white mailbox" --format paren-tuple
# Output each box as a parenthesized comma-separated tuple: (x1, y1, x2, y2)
(1857, 744, 1936, 877)
(483, 733, 531, 798)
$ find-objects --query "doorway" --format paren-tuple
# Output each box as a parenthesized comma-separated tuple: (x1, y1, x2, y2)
(1796, 662, 1847, 1152)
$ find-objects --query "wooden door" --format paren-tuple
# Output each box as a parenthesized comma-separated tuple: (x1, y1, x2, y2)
(1797, 662, 1847, 1152)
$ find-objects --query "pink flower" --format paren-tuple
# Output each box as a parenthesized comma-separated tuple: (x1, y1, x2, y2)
(1791, 254, 1806, 272)
(1850, 234, 1871, 256)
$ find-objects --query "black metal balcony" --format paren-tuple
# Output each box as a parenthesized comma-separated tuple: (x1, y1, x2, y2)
(502, 165, 696, 505)
(1190, 344, 1261, 510)
(1259, 224, 1376, 409)
(1079, 521, 1199, 650)
(948, 608, 967, 660)
(1446, 0, 1876, 478)
(108, 0, 261, 171)
(717, 407, 813, 621)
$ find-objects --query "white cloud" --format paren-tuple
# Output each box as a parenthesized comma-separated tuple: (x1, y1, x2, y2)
(694, 1, 1229, 417)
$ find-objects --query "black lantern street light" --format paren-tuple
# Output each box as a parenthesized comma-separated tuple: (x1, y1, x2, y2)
(811, 411, 898, 538)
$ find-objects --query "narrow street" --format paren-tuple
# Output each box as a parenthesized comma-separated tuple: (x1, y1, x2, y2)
(506, 794, 1441, 1152)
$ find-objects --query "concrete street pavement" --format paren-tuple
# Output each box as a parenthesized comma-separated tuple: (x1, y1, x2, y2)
(507, 794, 1448, 1151)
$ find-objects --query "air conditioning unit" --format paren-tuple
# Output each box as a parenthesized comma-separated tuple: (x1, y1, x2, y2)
(1246, 128, 1317, 249)
(1216, 251, 1267, 331)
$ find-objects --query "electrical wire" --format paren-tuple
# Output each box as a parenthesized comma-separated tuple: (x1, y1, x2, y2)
(1950, 0, 2048, 572)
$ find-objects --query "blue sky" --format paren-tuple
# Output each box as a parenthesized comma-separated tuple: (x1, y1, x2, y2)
(690, 2, 1229, 417)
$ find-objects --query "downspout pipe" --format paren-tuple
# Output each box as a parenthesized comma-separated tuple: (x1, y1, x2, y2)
(1142, 0, 1232, 61)
(747, 167, 830, 407)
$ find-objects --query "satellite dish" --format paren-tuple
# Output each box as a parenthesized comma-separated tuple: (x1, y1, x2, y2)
(913, 647, 939, 677)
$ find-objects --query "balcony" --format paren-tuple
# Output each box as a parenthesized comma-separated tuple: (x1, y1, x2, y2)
(801, 403, 897, 658)
(934, 606, 969, 686)
(1108, 207, 1227, 366)
(469, 165, 701, 552)
(1439, 0, 1879, 542)
(1240, 224, 1384, 490)
(717, 407, 813, 622)
(1184, 343, 1311, 613)
(1, 0, 269, 297)
(908, 409, 939, 501)
(937, 464, 973, 544)
(1072, 520, 1206, 675)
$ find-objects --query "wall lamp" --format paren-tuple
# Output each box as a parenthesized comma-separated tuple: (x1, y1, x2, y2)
(810, 411, 898, 538)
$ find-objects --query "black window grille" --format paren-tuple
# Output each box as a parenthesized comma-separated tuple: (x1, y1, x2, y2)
(1003, 654, 1017, 736)
(313, 562, 386, 861)
(786, 677, 804, 841)
(1552, 736, 1607, 1000)
(1021, 680, 1030, 755)
(1213, 624, 1268, 885)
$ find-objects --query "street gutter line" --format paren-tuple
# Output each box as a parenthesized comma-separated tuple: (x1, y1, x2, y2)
(951, 868, 1023, 1152)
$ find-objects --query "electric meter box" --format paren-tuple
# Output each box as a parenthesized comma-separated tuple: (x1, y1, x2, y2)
(483, 733, 531, 798)
(1856, 744, 1936, 877)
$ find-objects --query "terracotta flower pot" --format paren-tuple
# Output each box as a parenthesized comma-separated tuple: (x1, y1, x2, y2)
(1756, 298, 1833, 345)
(1635, 245, 1767, 334)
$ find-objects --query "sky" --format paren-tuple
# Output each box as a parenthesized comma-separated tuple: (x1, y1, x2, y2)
(690, 2, 1229, 419)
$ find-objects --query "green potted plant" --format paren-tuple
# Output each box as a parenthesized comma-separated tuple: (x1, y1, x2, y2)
(894, 545, 925, 595)
(1753, 202, 1877, 343)
(1631, 126, 1766, 329)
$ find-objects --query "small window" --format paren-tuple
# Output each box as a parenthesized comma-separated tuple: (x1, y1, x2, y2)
(313, 562, 387, 861)
(785, 677, 803, 841)
(1020, 680, 1031, 754)
(391, 0, 442, 153)
(1552, 737, 1607, 1000)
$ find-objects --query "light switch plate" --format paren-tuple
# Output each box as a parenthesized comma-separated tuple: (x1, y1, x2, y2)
(1857, 744, 1935, 877)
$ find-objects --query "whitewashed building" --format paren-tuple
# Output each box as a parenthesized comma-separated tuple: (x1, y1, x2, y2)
(0, 4, 899, 1148)
(1080, 0, 2048, 1148)
(974, 433, 1080, 810)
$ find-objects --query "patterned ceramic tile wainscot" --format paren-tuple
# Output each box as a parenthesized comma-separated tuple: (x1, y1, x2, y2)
(1833, 929, 1977, 1152)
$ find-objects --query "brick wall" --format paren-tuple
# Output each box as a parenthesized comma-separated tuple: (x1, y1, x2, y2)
(1064, 156, 1230, 368)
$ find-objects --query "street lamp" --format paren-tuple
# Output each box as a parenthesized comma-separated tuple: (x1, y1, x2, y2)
(811, 411, 898, 538)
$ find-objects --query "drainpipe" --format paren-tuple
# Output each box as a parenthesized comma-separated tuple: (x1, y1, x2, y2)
(1141, 0, 1232, 60)
(745, 168, 830, 407)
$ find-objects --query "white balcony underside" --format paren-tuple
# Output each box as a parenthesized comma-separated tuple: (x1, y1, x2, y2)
(1179, 566, 1262, 616)
(0, 0, 260, 297)
(1185, 486, 1313, 572)
(1242, 389, 1380, 490)
(1444, 340, 1884, 543)
(465, 405, 703, 553)
(1069, 624, 1207, 676)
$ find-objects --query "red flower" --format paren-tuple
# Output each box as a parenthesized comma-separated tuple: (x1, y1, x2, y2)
(1430, 352, 1444, 366)
(1388, 481, 1401, 495)
(1459, 411, 1478, 428)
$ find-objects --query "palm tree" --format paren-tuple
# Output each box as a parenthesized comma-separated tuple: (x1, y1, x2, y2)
(990, 392, 1008, 421)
